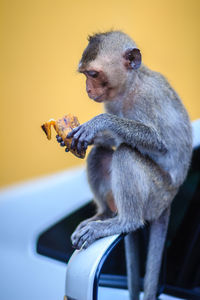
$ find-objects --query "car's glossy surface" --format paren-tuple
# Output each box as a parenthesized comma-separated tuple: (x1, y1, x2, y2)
(0, 119, 199, 300)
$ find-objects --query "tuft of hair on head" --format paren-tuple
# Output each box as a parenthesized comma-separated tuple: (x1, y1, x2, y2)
(87, 30, 115, 42)
(79, 32, 103, 69)
(79, 30, 137, 70)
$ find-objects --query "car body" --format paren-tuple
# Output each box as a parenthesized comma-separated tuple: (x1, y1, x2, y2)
(0, 119, 200, 300)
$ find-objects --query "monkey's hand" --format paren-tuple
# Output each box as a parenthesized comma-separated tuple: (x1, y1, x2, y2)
(67, 114, 108, 154)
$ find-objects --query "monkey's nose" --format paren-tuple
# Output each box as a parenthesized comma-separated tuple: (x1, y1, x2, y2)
(86, 88, 91, 94)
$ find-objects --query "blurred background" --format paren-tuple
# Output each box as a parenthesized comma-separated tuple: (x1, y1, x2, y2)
(0, 0, 199, 188)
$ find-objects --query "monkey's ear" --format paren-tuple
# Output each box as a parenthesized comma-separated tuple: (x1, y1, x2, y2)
(123, 48, 142, 70)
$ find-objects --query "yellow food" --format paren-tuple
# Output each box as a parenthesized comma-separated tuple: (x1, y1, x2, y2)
(41, 114, 86, 159)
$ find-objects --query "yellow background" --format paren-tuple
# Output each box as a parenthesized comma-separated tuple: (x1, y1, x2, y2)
(0, 0, 199, 187)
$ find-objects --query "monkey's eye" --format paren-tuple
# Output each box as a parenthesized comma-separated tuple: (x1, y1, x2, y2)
(86, 71, 99, 78)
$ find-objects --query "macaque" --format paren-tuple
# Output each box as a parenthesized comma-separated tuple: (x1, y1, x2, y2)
(58, 31, 192, 300)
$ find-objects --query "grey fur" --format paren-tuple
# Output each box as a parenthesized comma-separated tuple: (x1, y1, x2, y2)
(125, 231, 140, 300)
(143, 207, 170, 300)
(70, 31, 193, 300)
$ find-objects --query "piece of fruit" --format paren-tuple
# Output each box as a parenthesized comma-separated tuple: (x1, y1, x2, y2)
(41, 114, 86, 159)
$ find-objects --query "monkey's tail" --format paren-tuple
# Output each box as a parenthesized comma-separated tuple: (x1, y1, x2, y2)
(124, 231, 140, 300)
(143, 207, 170, 300)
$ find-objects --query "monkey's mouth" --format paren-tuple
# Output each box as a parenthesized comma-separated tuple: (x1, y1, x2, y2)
(88, 93, 105, 102)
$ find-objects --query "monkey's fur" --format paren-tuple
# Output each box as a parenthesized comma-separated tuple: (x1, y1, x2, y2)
(66, 31, 192, 300)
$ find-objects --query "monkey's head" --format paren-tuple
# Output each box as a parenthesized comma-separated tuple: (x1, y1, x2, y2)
(78, 31, 141, 102)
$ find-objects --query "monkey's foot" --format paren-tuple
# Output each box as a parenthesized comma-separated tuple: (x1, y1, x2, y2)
(71, 216, 138, 250)
(73, 211, 116, 236)
(71, 221, 104, 250)
(73, 216, 100, 234)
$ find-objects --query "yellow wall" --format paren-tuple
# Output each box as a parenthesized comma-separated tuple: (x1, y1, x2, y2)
(0, 0, 199, 187)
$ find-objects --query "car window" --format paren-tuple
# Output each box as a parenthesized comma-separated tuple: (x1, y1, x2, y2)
(37, 201, 96, 262)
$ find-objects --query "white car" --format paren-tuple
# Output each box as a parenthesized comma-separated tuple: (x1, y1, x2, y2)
(0, 119, 200, 300)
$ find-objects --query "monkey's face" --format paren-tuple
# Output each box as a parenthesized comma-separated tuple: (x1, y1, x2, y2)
(81, 69, 115, 102)
(79, 58, 128, 102)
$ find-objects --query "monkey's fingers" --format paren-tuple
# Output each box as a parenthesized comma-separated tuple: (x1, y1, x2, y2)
(76, 139, 87, 155)
(83, 141, 89, 151)
(56, 135, 63, 142)
(56, 135, 65, 147)
(77, 228, 96, 250)
(67, 125, 81, 138)
(77, 132, 93, 152)
(71, 227, 90, 249)
(56, 135, 70, 152)
(70, 137, 77, 151)
(70, 127, 83, 151)
(75, 129, 90, 153)
(76, 140, 88, 156)
(69, 126, 88, 154)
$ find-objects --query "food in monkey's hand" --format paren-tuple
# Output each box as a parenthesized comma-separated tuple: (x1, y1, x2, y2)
(41, 114, 86, 159)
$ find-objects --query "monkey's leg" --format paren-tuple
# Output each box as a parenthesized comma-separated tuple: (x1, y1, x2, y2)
(87, 146, 116, 216)
(113, 145, 147, 300)
(71, 145, 146, 250)
(72, 146, 115, 235)
(124, 232, 140, 300)
(143, 207, 170, 300)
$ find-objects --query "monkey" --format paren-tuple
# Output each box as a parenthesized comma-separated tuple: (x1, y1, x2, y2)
(58, 31, 193, 300)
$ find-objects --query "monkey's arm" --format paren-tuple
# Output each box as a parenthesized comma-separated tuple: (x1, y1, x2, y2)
(67, 113, 167, 155)
(93, 131, 118, 148)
